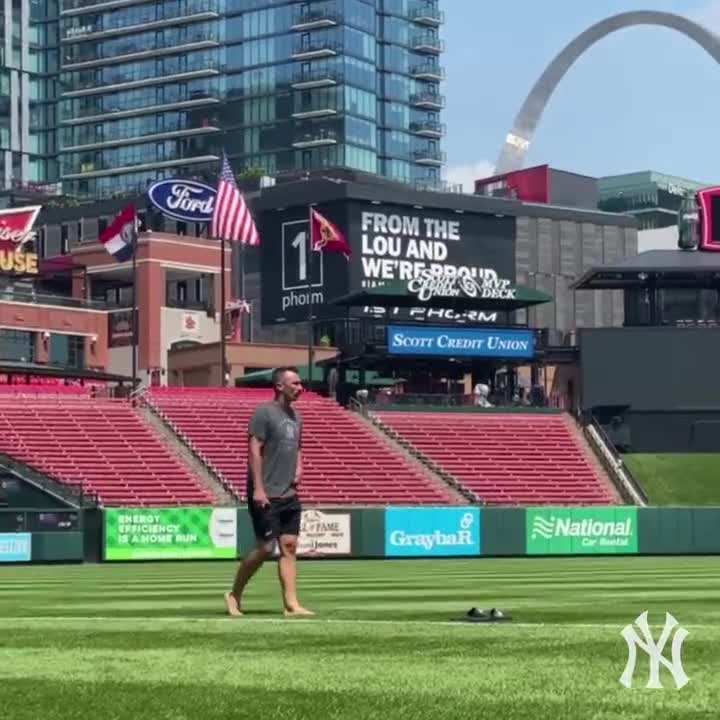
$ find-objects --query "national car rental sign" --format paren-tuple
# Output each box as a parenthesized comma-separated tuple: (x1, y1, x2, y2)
(0, 205, 41, 275)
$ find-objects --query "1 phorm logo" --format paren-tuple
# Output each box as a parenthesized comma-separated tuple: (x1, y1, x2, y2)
(620, 611, 689, 689)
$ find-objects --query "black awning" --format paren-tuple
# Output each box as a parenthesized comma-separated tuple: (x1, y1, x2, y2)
(331, 278, 552, 313)
(572, 249, 720, 290)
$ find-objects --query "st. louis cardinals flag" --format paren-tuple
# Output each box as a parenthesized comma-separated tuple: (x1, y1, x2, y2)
(310, 207, 351, 259)
(211, 153, 259, 245)
(100, 203, 136, 262)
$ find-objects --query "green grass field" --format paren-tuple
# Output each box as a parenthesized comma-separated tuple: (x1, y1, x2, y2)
(0, 557, 717, 719)
(624, 454, 720, 505)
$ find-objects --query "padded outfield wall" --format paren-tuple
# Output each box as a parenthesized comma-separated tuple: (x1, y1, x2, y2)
(2, 505, 719, 563)
(96, 505, 720, 561)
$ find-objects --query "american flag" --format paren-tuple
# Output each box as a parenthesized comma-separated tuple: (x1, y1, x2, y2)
(210, 153, 260, 245)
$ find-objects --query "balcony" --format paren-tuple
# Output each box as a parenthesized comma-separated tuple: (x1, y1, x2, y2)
(412, 148, 446, 165)
(62, 123, 221, 152)
(291, 9, 341, 30)
(61, 0, 150, 15)
(411, 33, 444, 54)
(292, 132, 338, 149)
(410, 120, 445, 138)
(62, 31, 220, 70)
(410, 63, 445, 81)
(61, 153, 220, 179)
(292, 108, 338, 120)
(292, 40, 340, 60)
(409, 3, 444, 26)
(0, 285, 108, 311)
(291, 69, 341, 89)
(410, 92, 445, 109)
(62, 1, 220, 43)
(62, 63, 221, 97)
(291, 98, 338, 119)
(61, 91, 221, 125)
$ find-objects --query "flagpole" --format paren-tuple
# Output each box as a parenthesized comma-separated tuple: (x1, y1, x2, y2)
(240, 240, 246, 299)
(220, 234, 227, 387)
(239, 241, 246, 341)
(307, 205, 314, 393)
(131, 220, 138, 390)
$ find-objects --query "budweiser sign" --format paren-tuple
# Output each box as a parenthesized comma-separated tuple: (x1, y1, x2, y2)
(0, 206, 40, 251)
(0, 205, 41, 275)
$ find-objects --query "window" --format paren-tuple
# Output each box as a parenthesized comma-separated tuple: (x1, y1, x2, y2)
(346, 117, 376, 148)
(345, 86, 376, 119)
(344, 0, 374, 32)
(49, 334, 85, 369)
(345, 27, 375, 61)
(0, 329, 35, 362)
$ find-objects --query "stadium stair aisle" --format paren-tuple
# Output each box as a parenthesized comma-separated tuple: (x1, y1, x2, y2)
(374, 411, 616, 505)
(0, 391, 214, 506)
(146, 388, 456, 505)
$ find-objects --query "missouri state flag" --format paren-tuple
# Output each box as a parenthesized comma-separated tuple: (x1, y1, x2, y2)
(310, 207, 351, 260)
(100, 203, 137, 262)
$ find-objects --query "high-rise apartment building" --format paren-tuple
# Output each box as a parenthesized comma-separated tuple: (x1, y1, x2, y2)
(57, 0, 446, 199)
(0, 0, 59, 191)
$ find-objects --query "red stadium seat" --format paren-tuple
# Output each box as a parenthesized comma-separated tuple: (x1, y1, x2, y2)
(147, 388, 456, 505)
(374, 411, 616, 506)
(0, 394, 214, 507)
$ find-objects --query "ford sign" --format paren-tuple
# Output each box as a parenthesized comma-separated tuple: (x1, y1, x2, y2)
(147, 179, 217, 223)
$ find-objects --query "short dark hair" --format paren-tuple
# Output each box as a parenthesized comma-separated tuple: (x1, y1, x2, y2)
(272, 366, 298, 386)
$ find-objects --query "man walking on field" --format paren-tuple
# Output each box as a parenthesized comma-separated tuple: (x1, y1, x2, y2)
(225, 367, 314, 617)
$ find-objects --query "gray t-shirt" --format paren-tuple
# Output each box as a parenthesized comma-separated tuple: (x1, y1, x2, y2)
(246, 401, 302, 499)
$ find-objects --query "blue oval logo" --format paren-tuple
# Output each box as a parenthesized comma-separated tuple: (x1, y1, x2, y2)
(147, 179, 217, 223)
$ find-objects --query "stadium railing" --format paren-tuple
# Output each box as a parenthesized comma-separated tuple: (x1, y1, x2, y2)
(0, 450, 99, 509)
(136, 388, 243, 503)
(582, 416, 648, 506)
(348, 396, 481, 505)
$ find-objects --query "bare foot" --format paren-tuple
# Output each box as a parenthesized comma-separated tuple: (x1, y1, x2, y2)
(284, 606, 315, 617)
(224, 592, 243, 617)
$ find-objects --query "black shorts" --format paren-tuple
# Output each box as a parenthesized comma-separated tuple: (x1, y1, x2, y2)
(248, 495, 302, 542)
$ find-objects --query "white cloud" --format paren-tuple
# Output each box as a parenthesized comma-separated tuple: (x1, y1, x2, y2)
(444, 160, 495, 193)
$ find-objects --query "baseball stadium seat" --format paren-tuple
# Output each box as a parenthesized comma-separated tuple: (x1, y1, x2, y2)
(0, 393, 214, 506)
(374, 411, 615, 505)
(147, 387, 455, 505)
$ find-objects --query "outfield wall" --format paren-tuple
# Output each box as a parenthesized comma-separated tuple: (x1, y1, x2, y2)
(2, 506, 720, 563)
(98, 505, 720, 561)
(0, 509, 84, 563)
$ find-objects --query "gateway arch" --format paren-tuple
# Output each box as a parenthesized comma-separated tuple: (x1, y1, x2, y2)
(495, 11, 720, 174)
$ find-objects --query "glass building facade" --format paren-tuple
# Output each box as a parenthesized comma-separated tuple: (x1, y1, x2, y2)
(57, 0, 446, 199)
(598, 171, 707, 230)
(0, 0, 59, 190)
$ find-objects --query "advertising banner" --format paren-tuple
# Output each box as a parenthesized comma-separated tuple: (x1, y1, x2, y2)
(147, 179, 216, 224)
(385, 507, 480, 557)
(0, 206, 41, 275)
(271, 509, 351, 557)
(526, 507, 638, 555)
(104, 508, 237, 561)
(260, 200, 516, 326)
(0, 532, 31, 562)
(108, 309, 134, 348)
(354, 205, 515, 325)
(387, 325, 536, 358)
(298, 509, 351, 556)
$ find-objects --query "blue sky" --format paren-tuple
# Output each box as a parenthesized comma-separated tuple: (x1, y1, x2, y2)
(442, 0, 720, 190)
